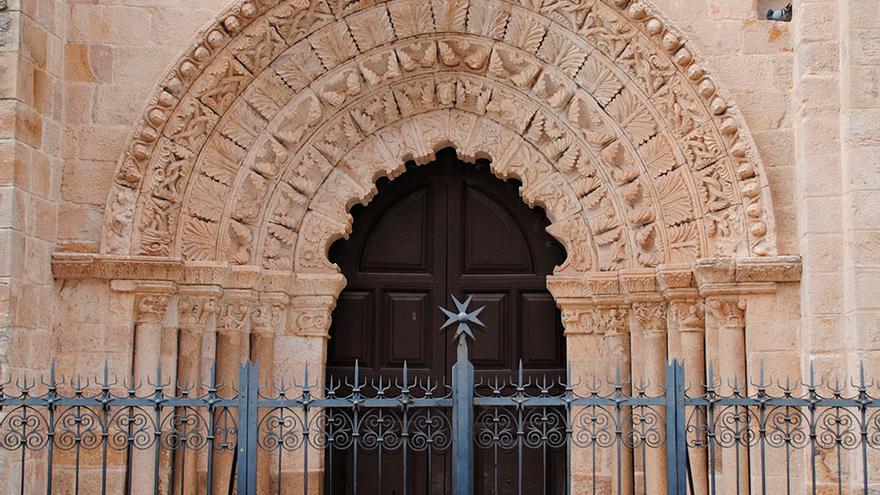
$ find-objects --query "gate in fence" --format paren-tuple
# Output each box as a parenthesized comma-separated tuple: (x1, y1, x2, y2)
(3, 296, 880, 494)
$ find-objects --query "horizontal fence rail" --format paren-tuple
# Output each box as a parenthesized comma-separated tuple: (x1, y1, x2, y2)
(2, 361, 880, 494)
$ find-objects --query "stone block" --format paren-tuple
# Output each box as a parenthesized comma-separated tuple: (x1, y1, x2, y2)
(850, 312, 880, 351)
(0, 139, 29, 188)
(802, 271, 843, 314)
(800, 233, 842, 272)
(93, 84, 152, 126)
(742, 21, 792, 54)
(12, 101, 42, 147)
(850, 230, 880, 267)
(0, 10, 21, 53)
(733, 89, 791, 131)
(0, 227, 25, 277)
(850, 28, 880, 65)
(849, 0, 880, 29)
(60, 160, 115, 206)
(796, 41, 839, 75)
(753, 129, 794, 169)
(796, 152, 841, 198)
(688, 20, 743, 56)
(847, 110, 880, 147)
(0, 51, 17, 99)
(849, 66, 880, 109)
(62, 84, 95, 125)
(708, 0, 755, 21)
(63, 43, 97, 82)
(806, 314, 846, 354)
(849, 190, 880, 230)
(852, 270, 880, 310)
(56, 203, 102, 243)
(796, 75, 839, 112)
(25, 193, 56, 241)
(795, 1, 838, 42)
(801, 197, 842, 235)
(69, 4, 152, 45)
(72, 126, 126, 162)
(20, 15, 47, 69)
(796, 112, 840, 154)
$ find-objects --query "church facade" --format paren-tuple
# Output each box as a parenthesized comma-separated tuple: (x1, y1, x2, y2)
(1, 0, 878, 493)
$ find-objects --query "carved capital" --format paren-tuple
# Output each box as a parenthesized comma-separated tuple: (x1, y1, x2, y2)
(217, 290, 255, 333)
(290, 295, 335, 338)
(707, 297, 747, 328)
(177, 286, 220, 330)
(668, 299, 705, 333)
(594, 306, 629, 336)
(251, 293, 289, 336)
(135, 294, 172, 325)
(632, 302, 667, 334)
(561, 304, 594, 335)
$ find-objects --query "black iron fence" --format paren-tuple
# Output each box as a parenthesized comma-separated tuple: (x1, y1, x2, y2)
(3, 295, 880, 495)
(2, 359, 880, 494)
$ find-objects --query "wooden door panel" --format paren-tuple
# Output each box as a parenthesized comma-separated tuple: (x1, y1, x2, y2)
(328, 290, 374, 367)
(384, 290, 432, 368)
(361, 186, 433, 273)
(461, 186, 532, 274)
(462, 292, 509, 369)
(520, 292, 565, 368)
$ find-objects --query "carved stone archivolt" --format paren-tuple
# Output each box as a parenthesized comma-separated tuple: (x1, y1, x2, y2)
(100, 0, 779, 280)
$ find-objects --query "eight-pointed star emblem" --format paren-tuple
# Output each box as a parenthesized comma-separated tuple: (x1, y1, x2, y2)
(439, 295, 486, 341)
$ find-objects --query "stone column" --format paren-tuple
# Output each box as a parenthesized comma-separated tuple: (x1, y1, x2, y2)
(707, 297, 749, 495)
(250, 293, 288, 494)
(629, 300, 668, 495)
(174, 287, 219, 495)
(211, 290, 254, 495)
(112, 281, 175, 495)
(668, 297, 708, 495)
(622, 271, 668, 494)
(595, 303, 634, 495)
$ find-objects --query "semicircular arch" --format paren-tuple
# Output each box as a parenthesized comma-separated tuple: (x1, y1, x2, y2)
(100, 0, 778, 277)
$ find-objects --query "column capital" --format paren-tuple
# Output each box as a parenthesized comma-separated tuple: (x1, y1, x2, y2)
(289, 295, 334, 338)
(251, 292, 289, 336)
(706, 297, 747, 328)
(668, 299, 706, 334)
(593, 305, 630, 336)
(177, 286, 221, 329)
(631, 302, 668, 335)
(217, 289, 256, 334)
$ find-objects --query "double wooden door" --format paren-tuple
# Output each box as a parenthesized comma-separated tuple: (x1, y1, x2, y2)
(326, 149, 566, 493)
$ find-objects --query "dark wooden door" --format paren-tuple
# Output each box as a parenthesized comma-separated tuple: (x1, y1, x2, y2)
(326, 148, 566, 494)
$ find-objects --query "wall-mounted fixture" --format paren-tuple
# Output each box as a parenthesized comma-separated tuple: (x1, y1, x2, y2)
(767, 3, 792, 22)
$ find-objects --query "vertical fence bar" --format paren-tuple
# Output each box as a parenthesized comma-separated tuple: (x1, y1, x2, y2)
(665, 361, 687, 495)
(451, 336, 474, 495)
(46, 364, 57, 495)
(236, 363, 256, 495)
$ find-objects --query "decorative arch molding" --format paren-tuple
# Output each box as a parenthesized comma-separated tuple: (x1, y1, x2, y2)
(99, 0, 779, 277)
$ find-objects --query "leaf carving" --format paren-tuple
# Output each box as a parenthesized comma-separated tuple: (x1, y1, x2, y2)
(181, 217, 218, 261)
(504, 10, 547, 54)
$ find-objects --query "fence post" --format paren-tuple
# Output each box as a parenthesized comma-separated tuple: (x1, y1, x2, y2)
(236, 362, 259, 495)
(440, 295, 484, 495)
(451, 335, 474, 495)
(665, 361, 687, 495)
